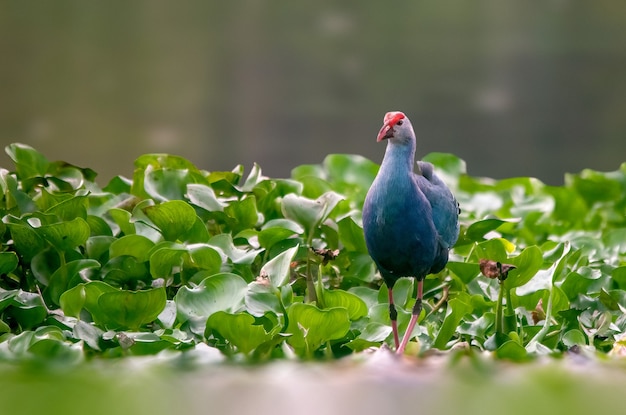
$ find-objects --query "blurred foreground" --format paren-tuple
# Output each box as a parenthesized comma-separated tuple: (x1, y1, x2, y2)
(4, 348, 626, 415)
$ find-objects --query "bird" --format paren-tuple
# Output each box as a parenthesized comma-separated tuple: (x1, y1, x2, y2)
(362, 111, 459, 354)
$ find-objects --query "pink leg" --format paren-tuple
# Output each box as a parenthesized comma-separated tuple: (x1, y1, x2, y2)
(388, 287, 400, 349)
(397, 279, 423, 354)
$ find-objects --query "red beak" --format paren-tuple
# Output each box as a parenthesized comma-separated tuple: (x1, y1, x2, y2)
(377, 123, 394, 142)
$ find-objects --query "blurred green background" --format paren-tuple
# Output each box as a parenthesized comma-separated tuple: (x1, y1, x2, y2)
(4, 358, 626, 415)
(1, 1, 625, 185)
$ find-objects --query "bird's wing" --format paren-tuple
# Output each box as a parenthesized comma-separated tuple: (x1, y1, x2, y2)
(414, 161, 460, 250)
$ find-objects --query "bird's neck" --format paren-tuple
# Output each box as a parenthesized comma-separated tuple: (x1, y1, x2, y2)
(380, 139, 415, 176)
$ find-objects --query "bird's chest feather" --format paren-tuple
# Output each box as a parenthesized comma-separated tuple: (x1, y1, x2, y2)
(365, 175, 434, 241)
(363, 174, 438, 277)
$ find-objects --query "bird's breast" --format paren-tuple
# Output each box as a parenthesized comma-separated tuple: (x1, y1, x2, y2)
(363, 174, 437, 263)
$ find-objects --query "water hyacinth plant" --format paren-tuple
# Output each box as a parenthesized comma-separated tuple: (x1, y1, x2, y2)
(0, 143, 625, 362)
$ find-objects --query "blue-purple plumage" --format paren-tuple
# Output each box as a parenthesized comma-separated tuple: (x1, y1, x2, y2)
(362, 111, 459, 353)
(415, 160, 460, 274)
(363, 148, 437, 288)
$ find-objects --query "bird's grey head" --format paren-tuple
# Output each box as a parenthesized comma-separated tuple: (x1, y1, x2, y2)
(376, 111, 416, 145)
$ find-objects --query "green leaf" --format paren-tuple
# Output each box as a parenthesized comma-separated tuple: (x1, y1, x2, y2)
(433, 295, 473, 349)
(206, 311, 278, 355)
(157, 301, 178, 329)
(281, 191, 344, 238)
(132, 153, 204, 200)
(103, 175, 132, 194)
(73, 320, 104, 351)
(48, 163, 93, 189)
(27, 337, 82, 364)
(0, 169, 36, 213)
(612, 266, 626, 290)
(324, 154, 378, 189)
(378, 277, 414, 309)
(123, 332, 172, 355)
(604, 228, 626, 256)
(465, 219, 509, 242)
(561, 269, 601, 300)
(86, 215, 113, 236)
(5, 143, 49, 179)
(5, 219, 46, 261)
(208, 233, 263, 264)
(207, 168, 244, 198)
(496, 340, 529, 361)
(260, 245, 299, 288)
(142, 200, 198, 241)
(186, 183, 226, 212)
(570, 169, 622, 203)
(59, 281, 119, 323)
(516, 268, 551, 296)
(224, 196, 259, 233)
(285, 303, 351, 357)
(45, 195, 88, 222)
(134, 153, 200, 172)
(38, 218, 91, 251)
(293, 176, 333, 199)
(457, 313, 495, 339)
(422, 152, 466, 179)
(598, 288, 619, 311)
(0, 319, 10, 334)
(102, 256, 150, 285)
(186, 244, 222, 275)
(46, 259, 101, 305)
(0, 252, 19, 275)
(245, 282, 283, 318)
(97, 287, 167, 330)
(110, 234, 155, 262)
(36, 189, 70, 212)
(5, 290, 47, 330)
(337, 217, 368, 253)
(357, 322, 393, 342)
(472, 238, 515, 263)
(348, 286, 379, 309)
(148, 243, 187, 279)
(322, 289, 368, 321)
(60, 284, 87, 319)
(107, 208, 135, 236)
(447, 261, 480, 284)
(182, 216, 211, 243)
(547, 187, 588, 226)
(291, 163, 324, 182)
(336, 252, 376, 284)
(175, 273, 248, 332)
(143, 167, 190, 201)
(562, 329, 587, 348)
(237, 163, 266, 193)
(505, 246, 544, 289)
(258, 219, 303, 249)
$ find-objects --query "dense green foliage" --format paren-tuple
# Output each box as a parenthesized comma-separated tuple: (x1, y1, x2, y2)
(1, 143, 626, 363)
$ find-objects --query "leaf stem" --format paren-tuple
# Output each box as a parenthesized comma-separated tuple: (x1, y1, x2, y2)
(305, 250, 317, 303)
(426, 285, 449, 318)
(504, 283, 516, 333)
(527, 284, 554, 350)
(304, 233, 317, 303)
(315, 262, 325, 308)
(496, 280, 505, 334)
(325, 341, 333, 359)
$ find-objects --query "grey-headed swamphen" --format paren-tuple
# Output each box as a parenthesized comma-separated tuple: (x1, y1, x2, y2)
(363, 111, 459, 354)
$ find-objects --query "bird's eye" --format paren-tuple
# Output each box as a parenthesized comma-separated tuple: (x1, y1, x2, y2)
(396, 120, 403, 126)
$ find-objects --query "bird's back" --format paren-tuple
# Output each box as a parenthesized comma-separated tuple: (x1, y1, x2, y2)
(414, 161, 459, 273)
